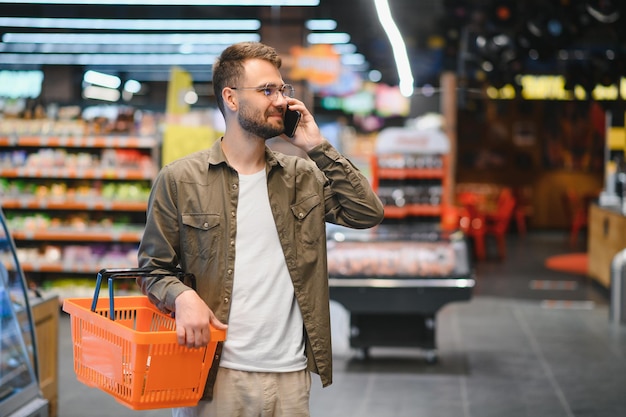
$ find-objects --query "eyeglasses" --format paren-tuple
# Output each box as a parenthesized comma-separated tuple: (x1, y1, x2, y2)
(230, 83, 295, 101)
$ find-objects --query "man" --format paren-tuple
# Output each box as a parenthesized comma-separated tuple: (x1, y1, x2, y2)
(137, 41, 384, 417)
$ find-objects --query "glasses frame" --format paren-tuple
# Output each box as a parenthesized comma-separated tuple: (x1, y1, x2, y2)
(229, 83, 295, 101)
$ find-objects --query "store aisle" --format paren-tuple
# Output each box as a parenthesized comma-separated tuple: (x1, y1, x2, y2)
(56, 231, 626, 417)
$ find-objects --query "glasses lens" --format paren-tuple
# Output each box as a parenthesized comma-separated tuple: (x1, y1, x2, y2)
(281, 84, 295, 98)
(261, 86, 276, 97)
(258, 84, 294, 100)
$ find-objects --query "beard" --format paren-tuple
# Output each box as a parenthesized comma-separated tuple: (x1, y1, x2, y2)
(238, 105, 284, 139)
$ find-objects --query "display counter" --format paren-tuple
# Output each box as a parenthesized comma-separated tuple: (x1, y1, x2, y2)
(588, 204, 626, 288)
(31, 295, 58, 417)
(0, 207, 48, 417)
(327, 225, 474, 362)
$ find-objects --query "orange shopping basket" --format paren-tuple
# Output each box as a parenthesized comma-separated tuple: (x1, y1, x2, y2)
(62, 268, 226, 410)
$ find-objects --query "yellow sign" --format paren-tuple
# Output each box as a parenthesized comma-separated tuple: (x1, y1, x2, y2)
(162, 124, 218, 166)
(608, 127, 625, 151)
(486, 75, 626, 101)
(166, 67, 192, 115)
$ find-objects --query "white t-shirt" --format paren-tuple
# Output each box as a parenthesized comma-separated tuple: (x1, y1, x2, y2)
(220, 168, 307, 372)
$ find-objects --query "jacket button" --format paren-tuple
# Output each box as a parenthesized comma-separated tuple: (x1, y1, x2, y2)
(203, 222, 209, 229)
(224, 297, 229, 303)
(298, 212, 304, 219)
(232, 184, 238, 190)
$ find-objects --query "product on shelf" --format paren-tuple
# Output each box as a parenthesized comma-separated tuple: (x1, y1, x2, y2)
(327, 240, 456, 277)
(0, 113, 158, 296)
(371, 126, 450, 223)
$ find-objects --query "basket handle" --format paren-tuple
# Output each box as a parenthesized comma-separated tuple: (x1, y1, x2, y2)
(91, 267, 195, 320)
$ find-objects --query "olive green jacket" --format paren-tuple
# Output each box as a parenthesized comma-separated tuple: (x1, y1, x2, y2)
(137, 138, 384, 400)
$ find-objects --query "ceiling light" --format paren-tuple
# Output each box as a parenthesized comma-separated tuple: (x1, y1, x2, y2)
(0, 70, 43, 99)
(83, 85, 120, 102)
(368, 70, 382, 82)
(84, 70, 121, 89)
(0, 43, 228, 54)
(585, 0, 620, 23)
(0, 17, 261, 31)
(2, 32, 261, 45)
(0, 53, 219, 66)
(123, 80, 141, 94)
(373, 0, 414, 97)
(184, 90, 199, 105)
(306, 33, 351, 44)
(341, 53, 366, 66)
(305, 19, 337, 31)
(332, 43, 357, 55)
(0, 0, 319, 4)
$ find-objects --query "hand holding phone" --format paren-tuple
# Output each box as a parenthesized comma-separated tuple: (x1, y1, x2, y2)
(284, 107, 301, 138)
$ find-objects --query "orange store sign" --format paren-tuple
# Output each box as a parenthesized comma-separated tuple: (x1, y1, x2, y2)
(289, 44, 341, 86)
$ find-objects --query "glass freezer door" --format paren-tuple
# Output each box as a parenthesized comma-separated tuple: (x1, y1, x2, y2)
(0, 206, 43, 417)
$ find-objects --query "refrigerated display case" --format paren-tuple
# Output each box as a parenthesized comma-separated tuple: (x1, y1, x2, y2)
(327, 224, 474, 363)
(0, 206, 48, 417)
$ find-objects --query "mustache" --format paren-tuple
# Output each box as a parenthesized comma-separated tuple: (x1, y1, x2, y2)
(267, 110, 285, 118)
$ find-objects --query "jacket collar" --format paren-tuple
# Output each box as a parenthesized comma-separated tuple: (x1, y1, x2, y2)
(207, 137, 284, 171)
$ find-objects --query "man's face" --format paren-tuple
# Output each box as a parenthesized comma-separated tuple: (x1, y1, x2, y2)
(236, 59, 287, 139)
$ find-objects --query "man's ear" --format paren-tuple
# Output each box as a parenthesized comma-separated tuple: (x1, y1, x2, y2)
(222, 87, 238, 112)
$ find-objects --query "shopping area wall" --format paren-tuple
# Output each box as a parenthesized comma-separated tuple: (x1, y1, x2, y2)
(455, 98, 606, 230)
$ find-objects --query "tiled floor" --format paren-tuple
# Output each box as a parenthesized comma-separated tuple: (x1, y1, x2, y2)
(56, 231, 626, 417)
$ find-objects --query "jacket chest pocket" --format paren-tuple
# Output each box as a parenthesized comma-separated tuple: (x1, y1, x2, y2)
(290, 194, 323, 246)
(181, 213, 221, 260)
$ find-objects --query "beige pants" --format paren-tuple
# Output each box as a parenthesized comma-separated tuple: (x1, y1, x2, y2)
(172, 368, 311, 417)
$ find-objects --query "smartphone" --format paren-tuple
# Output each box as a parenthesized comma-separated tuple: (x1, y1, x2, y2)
(284, 107, 301, 138)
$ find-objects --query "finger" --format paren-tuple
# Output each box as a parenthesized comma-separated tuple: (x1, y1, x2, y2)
(209, 314, 229, 330)
(200, 326, 211, 346)
(193, 329, 207, 348)
(186, 331, 196, 349)
(176, 325, 187, 346)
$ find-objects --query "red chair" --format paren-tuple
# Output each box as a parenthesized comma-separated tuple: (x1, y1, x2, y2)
(457, 192, 488, 261)
(483, 188, 517, 259)
(561, 188, 593, 249)
(513, 186, 533, 236)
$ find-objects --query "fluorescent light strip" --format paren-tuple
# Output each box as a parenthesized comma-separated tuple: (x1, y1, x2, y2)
(2, 32, 261, 45)
(305, 19, 337, 31)
(0, 43, 229, 54)
(341, 53, 365, 66)
(84, 70, 121, 88)
(374, 0, 414, 97)
(307, 32, 351, 44)
(83, 85, 120, 102)
(332, 43, 357, 54)
(0, 53, 219, 66)
(0, 17, 261, 31)
(0, 0, 318, 4)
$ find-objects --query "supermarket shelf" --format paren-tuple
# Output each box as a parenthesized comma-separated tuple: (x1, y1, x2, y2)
(382, 204, 442, 218)
(1, 130, 156, 294)
(6, 261, 137, 274)
(376, 167, 445, 180)
(10, 228, 143, 242)
(0, 135, 157, 149)
(1, 197, 147, 212)
(0, 167, 154, 180)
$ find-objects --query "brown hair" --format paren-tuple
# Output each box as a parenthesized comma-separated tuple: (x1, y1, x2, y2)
(212, 41, 282, 114)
